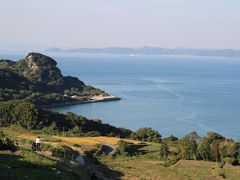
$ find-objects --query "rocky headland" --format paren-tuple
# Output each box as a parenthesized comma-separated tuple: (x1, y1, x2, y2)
(0, 52, 120, 106)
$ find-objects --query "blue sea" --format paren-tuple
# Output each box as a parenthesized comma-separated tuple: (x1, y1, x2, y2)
(2, 53, 240, 139)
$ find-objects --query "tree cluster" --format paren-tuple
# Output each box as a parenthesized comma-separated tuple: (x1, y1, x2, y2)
(161, 131, 240, 165)
(130, 127, 162, 143)
(0, 100, 131, 138)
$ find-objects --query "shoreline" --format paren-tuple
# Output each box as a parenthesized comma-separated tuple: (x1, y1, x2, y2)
(39, 95, 121, 108)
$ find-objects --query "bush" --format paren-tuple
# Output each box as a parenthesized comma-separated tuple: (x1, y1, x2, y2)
(41, 143, 64, 157)
(223, 157, 238, 165)
(50, 147, 64, 157)
(0, 131, 17, 151)
(160, 143, 169, 159)
(116, 140, 130, 156)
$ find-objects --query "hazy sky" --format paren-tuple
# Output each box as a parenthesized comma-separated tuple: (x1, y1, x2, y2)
(0, 0, 240, 51)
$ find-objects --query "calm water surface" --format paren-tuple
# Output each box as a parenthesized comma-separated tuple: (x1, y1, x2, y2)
(2, 53, 240, 139)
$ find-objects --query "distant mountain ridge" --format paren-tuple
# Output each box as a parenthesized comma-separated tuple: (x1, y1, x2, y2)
(46, 47, 240, 58)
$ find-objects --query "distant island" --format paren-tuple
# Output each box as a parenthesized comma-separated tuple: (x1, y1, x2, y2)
(0, 52, 120, 107)
(45, 47, 240, 58)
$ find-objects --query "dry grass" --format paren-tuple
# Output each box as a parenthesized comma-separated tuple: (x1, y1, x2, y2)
(99, 158, 240, 180)
(0, 127, 141, 147)
(170, 160, 240, 180)
(52, 136, 142, 147)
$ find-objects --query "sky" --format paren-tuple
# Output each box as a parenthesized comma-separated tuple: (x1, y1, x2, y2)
(0, 0, 240, 51)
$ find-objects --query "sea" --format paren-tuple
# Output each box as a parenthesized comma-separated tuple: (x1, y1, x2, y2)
(2, 52, 240, 140)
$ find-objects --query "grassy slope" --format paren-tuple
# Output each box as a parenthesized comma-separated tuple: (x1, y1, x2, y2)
(1, 127, 240, 180)
(98, 153, 240, 180)
(0, 149, 79, 180)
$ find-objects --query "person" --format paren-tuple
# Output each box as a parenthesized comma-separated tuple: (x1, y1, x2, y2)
(36, 137, 41, 151)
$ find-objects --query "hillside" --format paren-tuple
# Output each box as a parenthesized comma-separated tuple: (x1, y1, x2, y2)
(0, 100, 240, 179)
(0, 53, 119, 106)
(1, 127, 240, 180)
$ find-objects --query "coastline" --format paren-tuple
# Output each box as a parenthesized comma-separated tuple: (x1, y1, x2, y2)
(39, 95, 121, 108)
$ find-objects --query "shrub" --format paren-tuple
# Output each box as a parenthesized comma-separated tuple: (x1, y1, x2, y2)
(159, 143, 169, 159)
(223, 157, 238, 165)
(116, 140, 130, 156)
(41, 143, 64, 157)
(0, 131, 17, 151)
(50, 147, 64, 157)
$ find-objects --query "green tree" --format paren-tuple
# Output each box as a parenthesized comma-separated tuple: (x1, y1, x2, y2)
(72, 125, 82, 134)
(185, 131, 200, 141)
(46, 121, 58, 134)
(130, 127, 161, 143)
(197, 137, 211, 161)
(231, 142, 240, 162)
(220, 145, 228, 160)
(160, 142, 169, 159)
(13, 101, 41, 129)
(207, 132, 225, 143)
(178, 137, 197, 160)
(211, 140, 221, 162)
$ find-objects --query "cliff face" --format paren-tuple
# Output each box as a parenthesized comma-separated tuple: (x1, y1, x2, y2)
(24, 53, 63, 86)
(0, 52, 107, 105)
(14, 53, 64, 92)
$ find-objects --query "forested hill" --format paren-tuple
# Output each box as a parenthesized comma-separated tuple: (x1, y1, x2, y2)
(0, 52, 107, 105)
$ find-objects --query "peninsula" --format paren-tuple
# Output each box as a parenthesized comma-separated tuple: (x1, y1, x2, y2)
(0, 52, 120, 107)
